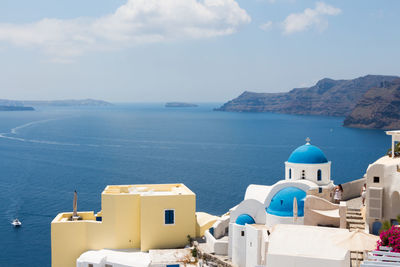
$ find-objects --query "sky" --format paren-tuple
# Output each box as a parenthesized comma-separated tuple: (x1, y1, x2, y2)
(0, 0, 399, 102)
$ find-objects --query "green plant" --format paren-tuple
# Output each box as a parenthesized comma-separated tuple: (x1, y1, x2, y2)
(387, 143, 400, 157)
(380, 220, 391, 233)
(191, 247, 198, 258)
(187, 235, 193, 246)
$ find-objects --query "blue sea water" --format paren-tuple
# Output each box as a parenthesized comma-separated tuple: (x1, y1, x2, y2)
(0, 103, 389, 266)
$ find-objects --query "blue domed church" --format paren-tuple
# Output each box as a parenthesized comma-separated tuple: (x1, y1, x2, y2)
(228, 139, 335, 265)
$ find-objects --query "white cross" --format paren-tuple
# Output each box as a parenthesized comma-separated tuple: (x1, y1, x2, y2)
(306, 137, 311, 144)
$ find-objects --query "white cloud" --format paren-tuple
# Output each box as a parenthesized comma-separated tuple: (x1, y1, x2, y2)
(0, 0, 251, 62)
(259, 21, 273, 31)
(282, 2, 341, 34)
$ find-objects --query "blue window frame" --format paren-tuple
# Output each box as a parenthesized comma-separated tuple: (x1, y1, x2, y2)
(317, 169, 322, 181)
(165, 210, 175, 225)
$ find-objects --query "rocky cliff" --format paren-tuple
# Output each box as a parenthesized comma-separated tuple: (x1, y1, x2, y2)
(215, 75, 399, 117)
(343, 79, 400, 129)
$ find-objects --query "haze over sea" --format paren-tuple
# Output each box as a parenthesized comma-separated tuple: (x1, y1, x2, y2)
(0, 103, 389, 266)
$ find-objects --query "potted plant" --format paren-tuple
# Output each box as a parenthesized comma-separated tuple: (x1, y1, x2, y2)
(377, 225, 400, 252)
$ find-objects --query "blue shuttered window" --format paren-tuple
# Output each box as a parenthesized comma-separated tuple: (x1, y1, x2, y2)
(165, 210, 174, 224)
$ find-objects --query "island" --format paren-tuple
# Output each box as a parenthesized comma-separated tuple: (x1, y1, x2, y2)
(215, 75, 399, 116)
(165, 102, 198, 108)
(0, 98, 112, 107)
(0, 105, 34, 111)
(215, 75, 400, 129)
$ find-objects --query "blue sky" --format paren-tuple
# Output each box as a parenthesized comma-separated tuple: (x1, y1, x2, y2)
(0, 0, 399, 102)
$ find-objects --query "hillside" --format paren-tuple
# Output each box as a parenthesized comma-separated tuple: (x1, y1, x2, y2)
(215, 75, 399, 117)
(343, 79, 400, 129)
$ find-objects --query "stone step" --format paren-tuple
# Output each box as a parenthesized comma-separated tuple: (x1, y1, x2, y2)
(347, 210, 362, 215)
(349, 224, 365, 228)
(348, 208, 361, 212)
(347, 217, 363, 221)
(349, 223, 365, 229)
(346, 214, 363, 219)
(346, 214, 362, 218)
(346, 219, 365, 224)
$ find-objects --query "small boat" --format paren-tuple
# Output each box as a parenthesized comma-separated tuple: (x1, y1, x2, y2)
(11, 218, 22, 227)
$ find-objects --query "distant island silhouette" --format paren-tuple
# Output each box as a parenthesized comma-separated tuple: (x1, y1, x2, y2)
(165, 102, 198, 108)
(0, 98, 112, 109)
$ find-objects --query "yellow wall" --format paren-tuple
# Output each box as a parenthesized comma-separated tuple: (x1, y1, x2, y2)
(140, 194, 196, 251)
(51, 184, 196, 267)
(51, 212, 98, 267)
(101, 193, 141, 248)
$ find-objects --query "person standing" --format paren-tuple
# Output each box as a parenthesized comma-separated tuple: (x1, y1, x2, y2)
(361, 183, 367, 206)
(333, 184, 343, 204)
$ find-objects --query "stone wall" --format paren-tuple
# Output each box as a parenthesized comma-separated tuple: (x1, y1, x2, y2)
(341, 177, 366, 201)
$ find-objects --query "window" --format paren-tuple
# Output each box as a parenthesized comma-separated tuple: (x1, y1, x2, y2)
(105, 265, 113, 267)
(209, 227, 214, 236)
(318, 187, 322, 194)
(241, 231, 245, 237)
(373, 176, 380, 183)
(289, 168, 292, 179)
(88, 264, 93, 267)
(317, 169, 322, 181)
(165, 209, 175, 225)
(301, 170, 305, 179)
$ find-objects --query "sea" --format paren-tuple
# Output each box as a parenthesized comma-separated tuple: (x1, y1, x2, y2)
(0, 103, 389, 266)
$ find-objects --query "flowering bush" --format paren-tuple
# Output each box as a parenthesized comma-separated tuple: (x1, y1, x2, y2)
(377, 225, 400, 252)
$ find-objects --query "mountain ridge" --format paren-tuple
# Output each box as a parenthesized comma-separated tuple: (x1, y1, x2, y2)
(343, 79, 400, 129)
(215, 75, 399, 118)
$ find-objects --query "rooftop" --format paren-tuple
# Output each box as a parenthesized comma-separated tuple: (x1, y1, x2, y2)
(386, 130, 400, 136)
(102, 183, 195, 196)
(368, 155, 400, 167)
(287, 143, 328, 164)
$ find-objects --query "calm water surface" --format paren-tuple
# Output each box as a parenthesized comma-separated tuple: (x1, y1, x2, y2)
(0, 103, 388, 266)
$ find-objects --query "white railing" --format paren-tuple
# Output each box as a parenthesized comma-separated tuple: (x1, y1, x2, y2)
(361, 250, 400, 267)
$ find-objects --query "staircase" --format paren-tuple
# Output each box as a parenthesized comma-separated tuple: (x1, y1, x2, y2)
(346, 207, 365, 231)
(346, 207, 366, 267)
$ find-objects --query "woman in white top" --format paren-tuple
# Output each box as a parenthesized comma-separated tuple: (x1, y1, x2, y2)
(333, 184, 343, 204)
(361, 183, 367, 205)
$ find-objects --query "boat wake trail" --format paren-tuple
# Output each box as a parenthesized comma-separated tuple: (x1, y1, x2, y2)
(0, 118, 121, 147)
(10, 118, 58, 135)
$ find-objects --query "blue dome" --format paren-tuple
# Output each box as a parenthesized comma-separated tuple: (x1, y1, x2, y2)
(288, 143, 328, 164)
(266, 187, 306, 217)
(235, 214, 255, 225)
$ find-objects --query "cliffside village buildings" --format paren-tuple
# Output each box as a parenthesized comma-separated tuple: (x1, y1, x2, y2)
(51, 131, 400, 267)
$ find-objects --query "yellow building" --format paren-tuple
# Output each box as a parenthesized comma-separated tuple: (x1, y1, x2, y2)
(51, 184, 196, 267)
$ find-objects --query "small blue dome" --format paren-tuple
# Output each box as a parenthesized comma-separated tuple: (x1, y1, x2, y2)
(288, 143, 328, 164)
(235, 214, 255, 225)
(267, 187, 306, 217)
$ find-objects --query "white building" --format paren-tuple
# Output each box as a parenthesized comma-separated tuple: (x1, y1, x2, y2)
(366, 130, 400, 234)
(214, 139, 336, 267)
